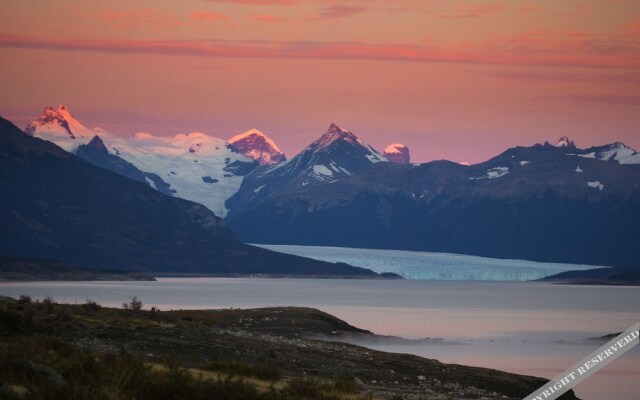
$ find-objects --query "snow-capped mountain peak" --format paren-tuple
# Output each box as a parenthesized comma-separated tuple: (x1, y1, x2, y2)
(554, 136, 576, 148)
(306, 123, 386, 163)
(226, 124, 388, 214)
(383, 143, 411, 164)
(309, 123, 362, 150)
(228, 129, 285, 165)
(24, 105, 106, 151)
(24, 105, 257, 217)
(258, 124, 386, 185)
(579, 142, 640, 164)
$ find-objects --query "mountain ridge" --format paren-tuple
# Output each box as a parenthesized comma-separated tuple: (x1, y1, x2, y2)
(228, 128, 286, 165)
(0, 115, 380, 277)
(24, 105, 268, 216)
(227, 134, 640, 268)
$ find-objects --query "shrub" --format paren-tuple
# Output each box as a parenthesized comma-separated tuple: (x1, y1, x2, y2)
(18, 295, 32, 304)
(285, 378, 324, 398)
(41, 296, 56, 312)
(206, 359, 281, 381)
(83, 299, 101, 312)
(333, 377, 358, 394)
(0, 338, 278, 400)
(123, 296, 143, 311)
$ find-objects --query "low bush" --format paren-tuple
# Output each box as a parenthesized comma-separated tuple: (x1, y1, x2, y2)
(206, 359, 281, 381)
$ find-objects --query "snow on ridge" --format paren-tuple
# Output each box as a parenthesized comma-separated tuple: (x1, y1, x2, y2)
(312, 164, 334, 177)
(228, 129, 282, 154)
(306, 124, 387, 164)
(24, 106, 253, 217)
(487, 167, 509, 178)
(519, 161, 530, 166)
(587, 181, 604, 191)
(470, 166, 510, 180)
(554, 136, 576, 148)
(383, 143, 409, 164)
(309, 164, 337, 182)
(24, 104, 108, 152)
(578, 152, 596, 159)
(574, 142, 640, 165)
(384, 143, 405, 154)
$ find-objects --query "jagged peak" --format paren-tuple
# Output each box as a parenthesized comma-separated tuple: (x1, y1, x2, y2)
(228, 128, 282, 154)
(227, 128, 285, 165)
(383, 143, 410, 164)
(290, 123, 387, 166)
(229, 128, 267, 141)
(77, 135, 109, 156)
(554, 136, 576, 148)
(605, 141, 633, 150)
(40, 104, 71, 117)
(309, 123, 361, 150)
(87, 134, 105, 146)
(384, 143, 408, 154)
(24, 104, 98, 141)
(328, 122, 347, 133)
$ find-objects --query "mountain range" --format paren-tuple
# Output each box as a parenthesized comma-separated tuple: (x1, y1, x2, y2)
(226, 128, 640, 269)
(24, 105, 277, 217)
(15, 105, 640, 269)
(0, 115, 378, 277)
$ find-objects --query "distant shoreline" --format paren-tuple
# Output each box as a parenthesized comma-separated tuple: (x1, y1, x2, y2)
(537, 268, 640, 286)
(0, 257, 402, 282)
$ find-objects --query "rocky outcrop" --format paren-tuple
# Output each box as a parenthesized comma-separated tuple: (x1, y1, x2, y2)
(383, 143, 410, 164)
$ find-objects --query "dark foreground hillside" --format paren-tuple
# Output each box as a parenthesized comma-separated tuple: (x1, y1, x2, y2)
(0, 116, 376, 277)
(0, 297, 579, 400)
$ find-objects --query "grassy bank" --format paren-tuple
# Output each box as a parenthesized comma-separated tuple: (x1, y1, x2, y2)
(0, 296, 578, 400)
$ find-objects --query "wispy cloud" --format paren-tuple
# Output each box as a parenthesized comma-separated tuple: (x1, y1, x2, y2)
(1, 33, 638, 70)
(474, 70, 640, 85)
(190, 11, 229, 22)
(556, 3, 589, 18)
(205, 0, 300, 5)
(543, 94, 640, 106)
(443, 3, 505, 19)
(205, 0, 424, 13)
(317, 5, 368, 19)
(88, 8, 182, 28)
(625, 22, 640, 36)
(251, 14, 290, 23)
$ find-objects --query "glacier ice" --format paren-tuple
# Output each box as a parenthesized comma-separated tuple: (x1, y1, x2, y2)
(254, 244, 602, 281)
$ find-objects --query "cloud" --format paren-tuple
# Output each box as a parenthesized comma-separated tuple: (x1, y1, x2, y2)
(556, 3, 589, 18)
(252, 14, 290, 23)
(443, 3, 505, 18)
(88, 8, 182, 28)
(543, 94, 640, 106)
(190, 11, 229, 21)
(205, 0, 300, 5)
(473, 70, 640, 85)
(317, 5, 368, 19)
(206, 0, 423, 13)
(625, 22, 640, 37)
(1, 33, 638, 70)
(518, 4, 539, 13)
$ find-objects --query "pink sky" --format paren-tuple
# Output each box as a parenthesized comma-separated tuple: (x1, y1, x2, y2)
(1, 0, 639, 163)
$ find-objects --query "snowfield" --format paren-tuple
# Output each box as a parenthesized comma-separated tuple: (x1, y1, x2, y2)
(254, 244, 602, 281)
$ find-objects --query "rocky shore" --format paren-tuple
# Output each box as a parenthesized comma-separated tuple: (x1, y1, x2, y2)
(0, 298, 579, 399)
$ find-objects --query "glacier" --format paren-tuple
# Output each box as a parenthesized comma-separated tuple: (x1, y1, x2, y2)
(254, 244, 602, 281)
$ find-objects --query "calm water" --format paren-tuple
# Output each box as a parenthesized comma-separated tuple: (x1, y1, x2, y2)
(1, 279, 638, 399)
